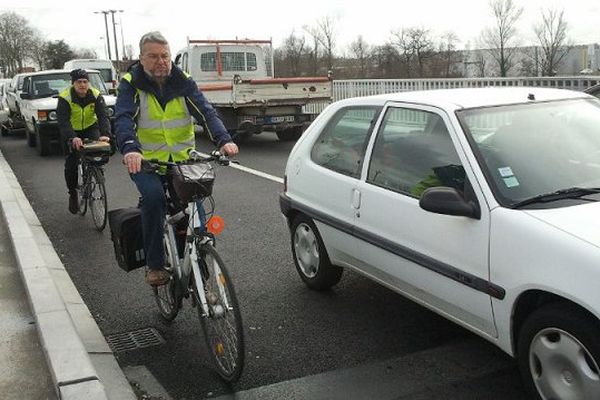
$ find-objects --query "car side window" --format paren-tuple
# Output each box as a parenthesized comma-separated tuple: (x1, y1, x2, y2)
(367, 107, 465, 198)
(311, 106, 380, 178)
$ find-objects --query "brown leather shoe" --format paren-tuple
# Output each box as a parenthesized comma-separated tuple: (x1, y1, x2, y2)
(145, 269, 170, 286)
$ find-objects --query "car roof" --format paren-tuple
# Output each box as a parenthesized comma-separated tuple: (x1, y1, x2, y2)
(336, 87, 591, 110)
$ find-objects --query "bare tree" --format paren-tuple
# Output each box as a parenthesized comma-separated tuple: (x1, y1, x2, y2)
(0, 12, 35, 76)
(72, 48, 97, 59)
(303, 25, 322, 76)
(28, 29, 48, 71)
(315, 16, 337, 72)
(438, 32, 461, 77)
(349, 35, 371, 78)
(480, 0, 523, 77)
(283, 31, 306, 76)
(391, 27, 434, 77)
(534, 8, 571, 76)
(371, 44, 401, 78)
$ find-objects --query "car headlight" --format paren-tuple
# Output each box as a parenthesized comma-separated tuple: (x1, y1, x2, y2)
(106, 107, 115, 117)
(48, 111, 57, 120)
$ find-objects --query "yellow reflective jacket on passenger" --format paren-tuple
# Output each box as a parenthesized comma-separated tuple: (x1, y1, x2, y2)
(58, 87, 101, 131)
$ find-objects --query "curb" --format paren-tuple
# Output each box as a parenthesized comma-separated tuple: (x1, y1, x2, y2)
(0, 148, 136, 400)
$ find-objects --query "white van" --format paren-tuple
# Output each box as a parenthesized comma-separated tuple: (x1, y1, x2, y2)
(63, 59, 118, 89)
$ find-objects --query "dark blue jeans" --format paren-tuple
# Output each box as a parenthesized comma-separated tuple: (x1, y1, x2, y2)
(130, 171, 207, 270)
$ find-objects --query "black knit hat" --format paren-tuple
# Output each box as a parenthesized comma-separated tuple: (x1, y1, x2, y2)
(70, 68, 89, 83)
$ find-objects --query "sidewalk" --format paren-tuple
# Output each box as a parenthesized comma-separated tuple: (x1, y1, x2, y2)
(0, 148, 136, 400)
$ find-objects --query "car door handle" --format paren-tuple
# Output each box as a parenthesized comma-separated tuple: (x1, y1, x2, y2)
(352, 189, 361, 210)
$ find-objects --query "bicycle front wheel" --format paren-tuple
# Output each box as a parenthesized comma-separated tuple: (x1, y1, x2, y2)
(89, 167, 107, 231)
(196, 243, 244, 382)
(77, 164, 88, 216)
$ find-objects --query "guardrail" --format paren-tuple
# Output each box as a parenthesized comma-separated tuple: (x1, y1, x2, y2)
(303, 76, 600, 115)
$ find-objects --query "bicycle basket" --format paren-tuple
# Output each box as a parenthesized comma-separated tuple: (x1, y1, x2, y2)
(172, 163, 215, 203)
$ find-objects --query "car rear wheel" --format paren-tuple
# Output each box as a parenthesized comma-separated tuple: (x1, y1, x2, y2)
(517, 303, 600, 400)
(291, 215, 342, 290)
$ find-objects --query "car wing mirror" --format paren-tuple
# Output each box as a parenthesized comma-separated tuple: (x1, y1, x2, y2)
(419, 187, 480, 219)
(19, 92, 31, 100)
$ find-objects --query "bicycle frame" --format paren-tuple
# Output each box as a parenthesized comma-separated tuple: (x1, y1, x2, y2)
(164, 198, 227, 318)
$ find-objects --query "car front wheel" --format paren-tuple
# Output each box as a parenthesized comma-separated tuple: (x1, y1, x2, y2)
(518, 303, 600, 400)
(290, 215, 342, 290)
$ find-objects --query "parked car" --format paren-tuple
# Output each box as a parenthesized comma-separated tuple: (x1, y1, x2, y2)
(19, 69, 116, 156)
(4, 73, 28, 133)
(280, 87, 600, 400)
(584, 83, 600, 99)
(0, 79, 12, 135)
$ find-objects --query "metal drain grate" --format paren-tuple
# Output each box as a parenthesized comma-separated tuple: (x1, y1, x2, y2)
(105, 327, 166, 353)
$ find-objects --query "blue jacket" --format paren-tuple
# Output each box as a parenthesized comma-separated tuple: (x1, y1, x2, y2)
(114, 62, 232, 155)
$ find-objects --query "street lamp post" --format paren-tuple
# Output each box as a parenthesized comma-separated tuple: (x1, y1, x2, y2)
(94, 11, 112, 60)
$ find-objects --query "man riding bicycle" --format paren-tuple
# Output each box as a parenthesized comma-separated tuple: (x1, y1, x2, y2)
(57, 68, 112, 214)
(115, 31, 239, 287)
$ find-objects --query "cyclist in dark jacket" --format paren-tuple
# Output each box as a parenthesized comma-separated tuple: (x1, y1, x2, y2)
(57, 68, 111, 214)
(115, 31, 238, 286)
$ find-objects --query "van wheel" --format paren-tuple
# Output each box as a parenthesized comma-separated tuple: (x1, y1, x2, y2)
(291, 215, 342, 290)
(517, 303, 600, 400)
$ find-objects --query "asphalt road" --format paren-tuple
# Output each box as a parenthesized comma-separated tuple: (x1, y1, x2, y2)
(0, 131, 529, 400)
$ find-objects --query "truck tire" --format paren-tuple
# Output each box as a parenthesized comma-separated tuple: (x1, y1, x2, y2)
(35, 125, 51, 156)
(276, 127, 302, 141)
(231, 130, 252, 144)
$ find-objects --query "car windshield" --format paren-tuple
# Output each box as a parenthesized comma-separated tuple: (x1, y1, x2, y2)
(460, 98, 600, 207)
(29, 72, 107, 98)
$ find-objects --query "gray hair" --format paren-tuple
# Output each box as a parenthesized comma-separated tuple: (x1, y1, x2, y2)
(139, 31, 169, 54)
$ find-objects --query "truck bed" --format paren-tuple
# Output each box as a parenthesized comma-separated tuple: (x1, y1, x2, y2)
(199, 77, 332, 107)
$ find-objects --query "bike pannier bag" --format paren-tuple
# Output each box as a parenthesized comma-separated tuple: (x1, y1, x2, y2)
(108, 207, 146, 272)
(172, 163, 215, 203)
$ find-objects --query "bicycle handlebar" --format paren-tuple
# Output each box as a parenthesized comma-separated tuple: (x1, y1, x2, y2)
(141, 150, 235, 172)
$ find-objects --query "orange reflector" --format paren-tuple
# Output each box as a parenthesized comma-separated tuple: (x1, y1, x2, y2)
(218, 273, 226, 286)
(216, 342, 225, 355)
(206, 215, 225, 235)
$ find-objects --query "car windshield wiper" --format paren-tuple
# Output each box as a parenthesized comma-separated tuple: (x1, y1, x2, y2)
(512, 187, 600, 208)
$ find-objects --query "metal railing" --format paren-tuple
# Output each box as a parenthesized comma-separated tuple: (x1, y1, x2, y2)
(303, 76, 600, 115)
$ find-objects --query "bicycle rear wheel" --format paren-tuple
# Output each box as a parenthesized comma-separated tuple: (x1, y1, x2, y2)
(77, 164, 88, 216)
(195, 243, 244, 382)
(89, 167, 108, 231)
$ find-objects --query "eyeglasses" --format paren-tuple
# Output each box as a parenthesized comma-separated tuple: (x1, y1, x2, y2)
(144, 53, 171, 62)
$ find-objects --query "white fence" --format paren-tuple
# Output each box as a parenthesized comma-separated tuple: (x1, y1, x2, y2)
(303, 76, 600, 114)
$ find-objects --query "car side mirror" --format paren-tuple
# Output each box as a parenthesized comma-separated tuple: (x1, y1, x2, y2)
(419, 187, 480, 219)
(19, 92, 31, 100)
(108, 88, 117, 95)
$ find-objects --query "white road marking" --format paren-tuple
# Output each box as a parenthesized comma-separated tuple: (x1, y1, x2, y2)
(196, 151, 284, 184)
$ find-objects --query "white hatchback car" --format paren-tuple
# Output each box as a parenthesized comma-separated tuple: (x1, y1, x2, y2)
(280, 87, 600, 400)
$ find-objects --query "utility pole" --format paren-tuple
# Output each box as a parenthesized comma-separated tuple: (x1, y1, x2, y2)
(109, 10, 124, 61)
(94, 11, 112, 60)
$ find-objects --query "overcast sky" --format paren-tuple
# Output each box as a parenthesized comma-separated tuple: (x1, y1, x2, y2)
(1, 0, 599, 59)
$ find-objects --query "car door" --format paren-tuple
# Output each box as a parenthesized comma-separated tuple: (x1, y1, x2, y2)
(298, 105, 381, 267)
(353, 103, 497, 337)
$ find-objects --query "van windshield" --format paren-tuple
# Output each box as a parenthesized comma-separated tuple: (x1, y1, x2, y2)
(96, 69, 113, 83)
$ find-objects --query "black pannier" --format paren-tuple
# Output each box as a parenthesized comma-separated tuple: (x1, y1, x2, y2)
(108, 207, 146, 271)
(172, 163, 215, 203)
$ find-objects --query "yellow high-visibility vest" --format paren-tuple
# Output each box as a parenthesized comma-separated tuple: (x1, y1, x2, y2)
(123, 73, 194, 162)
(59, 87, 101, 131)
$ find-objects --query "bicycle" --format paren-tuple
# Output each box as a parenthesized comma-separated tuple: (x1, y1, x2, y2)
(144, 150, 245, 382)
(76, 140, 111, 231)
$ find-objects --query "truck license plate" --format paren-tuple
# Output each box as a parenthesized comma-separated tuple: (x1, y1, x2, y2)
(270, 116, 295, 123)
